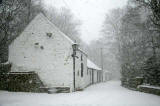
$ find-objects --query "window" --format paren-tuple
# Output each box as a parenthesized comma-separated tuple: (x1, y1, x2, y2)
(81, 63, 83, 77)
(34, 42, 39, 45)
(81, 54, 83, 61)
(34, 42, 39, 48)
(87, 69, 88, 75)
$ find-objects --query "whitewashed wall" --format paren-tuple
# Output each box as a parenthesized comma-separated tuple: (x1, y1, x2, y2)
(74, 51, 87, 90)
(87, 69, 102, 84)
(9, 14, 74, 90)
(87, 68, 94, 85)
(93, 70, 98, 83)
(86, 68, 92, 86)
(104, 72, 111, 81)
(89, 69, 93, 85)
(75, 51, 82, 89)
(82, 53, 88, 88)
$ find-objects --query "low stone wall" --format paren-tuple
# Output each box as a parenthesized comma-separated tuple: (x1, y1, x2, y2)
(138, 85, 160, 96)
(121, 77, 160, 96)
(0, 72, 47, 93)
(47, 87, 70, 94)
(121, 77, 143, 90)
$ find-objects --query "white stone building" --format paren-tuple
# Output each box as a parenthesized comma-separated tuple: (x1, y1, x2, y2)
(9, 13, 88, 92)
(103, 71, 112, 82)
(87, 59, 103, 85)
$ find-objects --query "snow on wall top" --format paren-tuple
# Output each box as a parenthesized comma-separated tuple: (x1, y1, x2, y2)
(87, 59, 101, 71)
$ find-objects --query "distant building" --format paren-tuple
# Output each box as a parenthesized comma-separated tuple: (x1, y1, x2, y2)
(87, 59, 103, 85)
(103, 71, 112, 82)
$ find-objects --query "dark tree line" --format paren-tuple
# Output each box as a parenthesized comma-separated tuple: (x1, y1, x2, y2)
(136, 0, 160, 30)
(135, 0, 160, 86)
(0, 0, 42, 63)
(100, 0, 160, 86)
(119, 0, 160, 86)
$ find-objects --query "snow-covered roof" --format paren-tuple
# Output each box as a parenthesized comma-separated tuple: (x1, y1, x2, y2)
(87, 59, 102, 71)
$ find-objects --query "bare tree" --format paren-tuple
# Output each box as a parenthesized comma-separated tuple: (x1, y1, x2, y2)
(0, 0, 24, 62)
(135, 0, 160, 31)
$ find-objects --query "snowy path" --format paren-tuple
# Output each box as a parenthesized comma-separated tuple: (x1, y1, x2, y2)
(0, 81, 160, 106)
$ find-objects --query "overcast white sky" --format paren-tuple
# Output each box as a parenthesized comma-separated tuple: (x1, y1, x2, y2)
(44, 0, 128, 44)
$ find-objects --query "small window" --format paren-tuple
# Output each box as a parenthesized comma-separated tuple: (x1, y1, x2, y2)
(81, 63, 83, 77)
(87, 69, 88, 75)
(35, 42, 39, 45)
(81, 54, 83, 61)
(34, 43, 39, 48)
(46, 33, 52, 38)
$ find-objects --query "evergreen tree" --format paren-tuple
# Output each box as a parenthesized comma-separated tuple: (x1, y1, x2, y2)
(143, 56, 160, 86)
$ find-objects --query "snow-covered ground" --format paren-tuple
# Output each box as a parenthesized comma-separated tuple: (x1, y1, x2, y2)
(0, 81, 160, 106)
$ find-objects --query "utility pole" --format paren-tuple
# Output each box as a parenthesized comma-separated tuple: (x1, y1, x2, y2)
(27, 0, 31, 24)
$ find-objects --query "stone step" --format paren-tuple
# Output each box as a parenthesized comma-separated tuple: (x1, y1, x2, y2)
(40, 87, 70, 94)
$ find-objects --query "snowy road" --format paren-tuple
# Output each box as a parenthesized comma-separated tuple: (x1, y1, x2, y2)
(0, 81, 160, 106)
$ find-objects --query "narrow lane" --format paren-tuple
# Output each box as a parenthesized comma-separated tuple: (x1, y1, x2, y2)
(0, 81, 160, 106)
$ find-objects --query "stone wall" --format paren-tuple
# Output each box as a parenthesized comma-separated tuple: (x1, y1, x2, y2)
(0, 72, 47, 93)
(138, 85, 160, 96)
(121, 77, 143, 90)
(121, 77, 160, 96)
